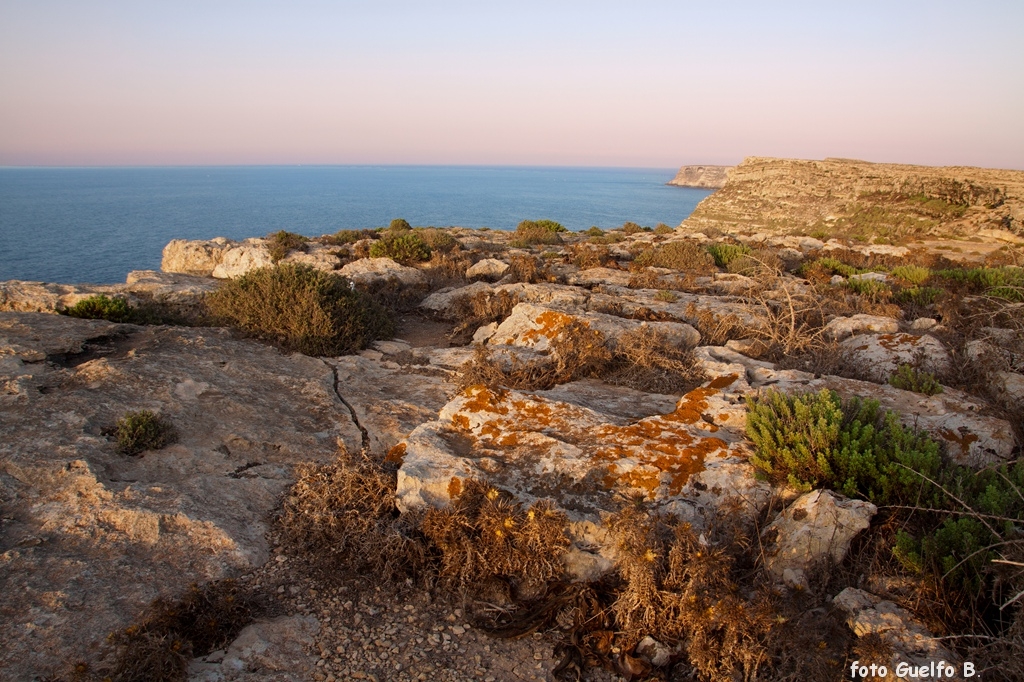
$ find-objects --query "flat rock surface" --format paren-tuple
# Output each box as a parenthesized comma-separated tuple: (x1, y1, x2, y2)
(0, 312, 361, 680)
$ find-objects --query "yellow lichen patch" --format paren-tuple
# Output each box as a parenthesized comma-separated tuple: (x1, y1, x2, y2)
(385, 442, 407, 464)
(517, 310, 578, 346)
(877, 333, 921, 351)
(452, 414, 470, 429)
(461, 385, 511, 416)
(448, 476, 463, 499)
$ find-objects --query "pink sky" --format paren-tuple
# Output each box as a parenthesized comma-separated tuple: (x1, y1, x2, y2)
(2, 2, 1022, 168)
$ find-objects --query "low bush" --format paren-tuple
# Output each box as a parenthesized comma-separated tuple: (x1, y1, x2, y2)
(567, 243, 613, 269)
(369, 232, 432, 263)
(632, 241, 716, 274)
(511, 219, 566, 247)
(206, 263, 393, 356)
(622, 221, 646, 234)
(888, 363, 943, 395)
(584, 226, 604, 237)
(891, 265, 932, 286)
(323, 228, 378, 245)
(844, 277, 892, 303)
(894, 285, 944, 308)
(416, 227, 460, 253)
(705, 243, 751, 268)
(116, 410, 177, 455)
(388, 217, 412, 232)
(726, 249, 784, 277)
(933, 266, 1024, 301)
(603, 326, 706, 394)
(64, 294, 134, 323)
(266, 230, 308, 263)
(654, 223, 674, 235)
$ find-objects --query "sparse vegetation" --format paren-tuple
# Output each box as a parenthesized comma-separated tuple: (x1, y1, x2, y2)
(115, 410, 176, 456)
(206, 263, 393, 355)
(705, 242, 751, 268)
(632, 241, 716, 274)
(888, 363, 943, 395)
(64, 294, 134, 323)
(266, 230, 308, 262)
(369, 231, 432, 263)
(510, 219, 567, 247)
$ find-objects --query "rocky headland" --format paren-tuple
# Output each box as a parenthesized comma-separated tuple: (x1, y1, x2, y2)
(2, 158, 1023, 682)
(665, 165, 732, 190)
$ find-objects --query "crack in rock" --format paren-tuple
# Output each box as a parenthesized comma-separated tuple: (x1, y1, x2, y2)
(326, 361, 370, 452)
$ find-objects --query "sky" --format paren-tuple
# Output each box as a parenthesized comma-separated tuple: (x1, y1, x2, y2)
(1, 1, 1022, 169)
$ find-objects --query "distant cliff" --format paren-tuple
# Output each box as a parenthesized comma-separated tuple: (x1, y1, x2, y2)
(667, 165, 733, 189)
(682, 157, 1024, 242)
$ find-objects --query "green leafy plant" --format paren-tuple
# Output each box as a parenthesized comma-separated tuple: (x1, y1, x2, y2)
(415, 227, 459, 253)
(388, 218, 412, 232)
(368, 232, 432, 263)
(890, 265, 932, 286)
(844, 277, 892, 303)
(206, 263, 393, 355)
(888, 364, 943, 395)
(705, 243, 751, 268)
(64, 294, 134, 322)
(266, 230, 308, 263)
(116, 410, 177, 455)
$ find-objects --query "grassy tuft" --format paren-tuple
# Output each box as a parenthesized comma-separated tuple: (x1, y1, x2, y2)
(888, 363, 943, 395)
(632, 241, 716, 274)
(368, 232, 432, 263)
(116, 410, 176, 456)
(266, 230, 308, 263)
(64, 294, 134, 323)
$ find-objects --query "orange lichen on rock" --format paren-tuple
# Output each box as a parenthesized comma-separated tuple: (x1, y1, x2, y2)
(939, 428, 980, 459)
(443, 377, 739, 500)
(385, 442, 407, 464)
(448, 476, 463, 499)
(877, 333, 921, 351)
(516, 310, 578, 346)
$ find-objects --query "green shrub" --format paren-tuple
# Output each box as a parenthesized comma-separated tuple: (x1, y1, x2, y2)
(388, 218, 412, 232)
(933, 266, 1024, 301)
(745, 389, 942, 502)
(584, 226, 605, 237)
(324, 229, 377, 245)
(888, 364, 943, 395)
(890, 265, 932, 286)
(266, 230, 308, 263)
(511, 219, 566, 247)
(705, 243, 751, 268)
(844, 277, 892, 303)
(622, 221, 645, 234)
(894, 286, 944, 307)
(727, 249, 783, 276)
(807, 257, 859, 278)
(368, 232, 432, 263)
(632, 241, 716, 274)
(116, 410, 176, 455)
(64, 294, 133, 323)
(206, 263, 393, 356)
(415, 227, 459, 253)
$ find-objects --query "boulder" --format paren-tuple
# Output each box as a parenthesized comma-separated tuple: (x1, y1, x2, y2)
(190, 615, 320, 682)
(568, 267, 633, 288)
(212, 240, 275, 279)
(489, 302, 700, 352)
(833, 588, 963, 682)
(993, 371, 1024, 403)
(339, 257, 427, 287)
(465, 258, 510, 280)
(761, 490, 876, 589)
(822, 313, 899, 341)
(161, 237, 232, 276)
(838, 332, 951, 383)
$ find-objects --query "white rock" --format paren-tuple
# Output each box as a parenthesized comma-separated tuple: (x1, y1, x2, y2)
(465, 258, 510, 280)
(994, 371, 1024, 403)
(833, 588, 962, 681)
(838, 332, 951, 383)
(822, 313, 899, 340)
(909, 317, 938, 331)
(211, 240, 275, 279)
(339, 257, 426, 287)
(161, 238, 232, 276)
(567, 267, 633, 288)
(761, 490, 876, 582)
(472, 322, 499, 344)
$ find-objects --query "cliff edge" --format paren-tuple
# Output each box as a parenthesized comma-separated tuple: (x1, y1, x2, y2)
(667, 164, 732, 189)
(681, 156, 1024, 243)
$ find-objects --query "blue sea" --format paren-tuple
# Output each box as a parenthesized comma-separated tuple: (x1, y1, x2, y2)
(0, 166, 711, 284)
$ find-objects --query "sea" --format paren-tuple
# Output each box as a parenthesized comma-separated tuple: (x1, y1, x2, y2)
(0, 166, 711, 284)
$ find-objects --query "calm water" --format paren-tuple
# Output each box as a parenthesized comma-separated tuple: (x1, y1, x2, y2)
(0, 166, 711, 284)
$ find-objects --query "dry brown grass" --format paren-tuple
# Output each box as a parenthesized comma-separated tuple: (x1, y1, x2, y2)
(423, 248, 472, 291)
(107, 580, 263, 682)
(567, 243, 614, 270)
(279, 447, 427, 581)
(603, 326, 706, 394)
(445, 289, 519, 345)
(506, 253, 553, 283)
(421, 479, 570, 599)
(684, 302, 744, 346)
(457, 321, 611, 391)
